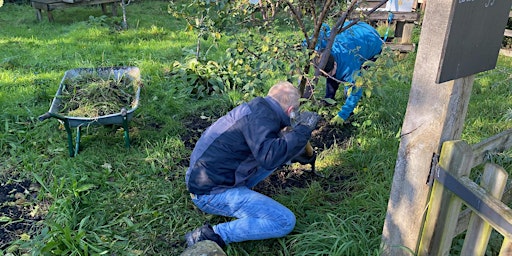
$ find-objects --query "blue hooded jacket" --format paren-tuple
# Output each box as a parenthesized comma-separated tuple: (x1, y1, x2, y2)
(311, 21, 383, 120)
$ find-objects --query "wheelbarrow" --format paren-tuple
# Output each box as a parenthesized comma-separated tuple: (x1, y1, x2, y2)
(39, 66, 141, 157)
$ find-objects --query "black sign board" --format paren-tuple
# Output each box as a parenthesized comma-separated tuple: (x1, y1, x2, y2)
(437, 0, 512, 83)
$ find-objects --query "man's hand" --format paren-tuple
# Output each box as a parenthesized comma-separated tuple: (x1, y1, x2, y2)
(330, 115, 345, 126)
(295, 111, 320, 130)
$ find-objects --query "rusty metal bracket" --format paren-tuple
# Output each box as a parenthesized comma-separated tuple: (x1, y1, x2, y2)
(427, 153, 439, 187)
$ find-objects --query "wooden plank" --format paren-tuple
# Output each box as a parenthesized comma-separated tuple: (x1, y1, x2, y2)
(35, 9, 42, 21)
(454, 208, 472, 237)
(500, 238, 512, 255)
(32, 0, 61, 3)
(418, 140, 474, 255)
(505, 29, 512, 38)
(461, 163, 508, 255)
(433, 167, 512, 239)
(350, 11, 420, 22)
(455, 176, 512, 238)
(431, 160, 512, 242)
(401, 23, 414, 44)
(31, 1, 52, 11)
(384, 43, 415, 52)
(500, 48, 512, 57)
(470, 129, 512, 168)
(457, 176, 512, 239)
(456, 187, 512, 237)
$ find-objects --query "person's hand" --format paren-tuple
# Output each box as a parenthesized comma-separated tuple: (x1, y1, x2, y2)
(295, 111, 320, 130)
(330, 115, 344, 126)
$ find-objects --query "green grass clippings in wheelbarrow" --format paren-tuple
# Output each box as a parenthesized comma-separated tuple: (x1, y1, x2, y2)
(39, 67, 141, 157)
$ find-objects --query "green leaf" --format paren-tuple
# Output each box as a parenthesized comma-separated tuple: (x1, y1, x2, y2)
(114, 235, 129, 241)
(122, 217, 134, 227)
(0, 216, 12, 223)
(324, 98, 337, 105)
(75, 184, 96, 193)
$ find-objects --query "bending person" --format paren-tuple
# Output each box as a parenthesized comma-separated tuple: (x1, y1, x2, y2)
(184, 81, 319, 248)
(306, 21, 383, 125)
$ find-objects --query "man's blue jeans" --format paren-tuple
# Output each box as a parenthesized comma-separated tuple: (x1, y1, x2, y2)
(190, 168, 296, 244)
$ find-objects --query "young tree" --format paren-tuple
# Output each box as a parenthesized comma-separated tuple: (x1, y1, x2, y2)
(168, 0, 392, 101)
(120, 0, 132, 30)
(283, 0, 388, 97)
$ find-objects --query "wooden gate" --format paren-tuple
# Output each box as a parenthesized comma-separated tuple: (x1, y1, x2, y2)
(418, 129, 512, 255)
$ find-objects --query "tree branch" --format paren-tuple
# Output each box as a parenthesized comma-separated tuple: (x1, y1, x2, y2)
(314, 0, 388, 84)
(283, 0, 309, 45)
(297, 0, 333, 97)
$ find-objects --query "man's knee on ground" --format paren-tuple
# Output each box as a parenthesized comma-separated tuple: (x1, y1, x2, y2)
(274, 208, 296, 237)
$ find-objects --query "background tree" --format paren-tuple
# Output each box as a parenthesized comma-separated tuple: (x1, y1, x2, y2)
(120, 0, 132, 30)
(168, 0, 395, 106)
(282, 0, 389, 98)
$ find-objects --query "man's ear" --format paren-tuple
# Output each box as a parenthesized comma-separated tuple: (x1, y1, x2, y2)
(286, 106, 295, 116)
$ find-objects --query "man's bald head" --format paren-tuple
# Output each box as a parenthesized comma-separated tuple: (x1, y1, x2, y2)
(267, 81, 300, 113)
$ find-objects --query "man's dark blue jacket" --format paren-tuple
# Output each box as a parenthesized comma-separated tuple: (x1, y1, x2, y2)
(186, 96, 312, 195)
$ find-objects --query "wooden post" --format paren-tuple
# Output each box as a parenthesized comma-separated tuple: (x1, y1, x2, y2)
(399, 22, 414, 58)
(34, 8, 43, 21)
(101, 3, 107, 14)
(400, 23, 414, 45)
(380, 1, 474, 254)
(111, 2, 117, 16)
(417, 140, 473, 255)
(461, 163, 508, 255)
(500, 239, 512, 255)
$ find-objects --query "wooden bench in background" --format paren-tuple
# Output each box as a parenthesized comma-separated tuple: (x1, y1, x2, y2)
(31, 0, 120, 22)
(362, 11, 420, 53)
(499, 10, 512, 57)
(350, 0, 421, 54)
(350, 12, 420, 53)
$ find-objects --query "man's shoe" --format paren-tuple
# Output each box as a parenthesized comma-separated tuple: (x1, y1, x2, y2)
(185, 223, 226, 248)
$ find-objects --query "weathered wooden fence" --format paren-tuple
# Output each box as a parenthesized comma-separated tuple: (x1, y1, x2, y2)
(418, 129, 512, 255)
(500, 10, 512, 57)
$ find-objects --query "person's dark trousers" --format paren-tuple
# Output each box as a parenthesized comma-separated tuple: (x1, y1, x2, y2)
(325, 77, 341, 100)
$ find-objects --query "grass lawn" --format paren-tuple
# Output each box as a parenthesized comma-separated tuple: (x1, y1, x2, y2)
(1, 1, 512, 255)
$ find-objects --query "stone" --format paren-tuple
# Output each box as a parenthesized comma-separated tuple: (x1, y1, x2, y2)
(179, 240, 227, 256)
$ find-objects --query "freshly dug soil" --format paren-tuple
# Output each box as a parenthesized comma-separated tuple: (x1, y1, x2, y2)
(0, 177, 47, 251)
(181, 113, 354, 196)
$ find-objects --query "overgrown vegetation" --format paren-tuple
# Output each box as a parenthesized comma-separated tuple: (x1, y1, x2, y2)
(1, 1, 511, 255)
(60, 73, 137, 117)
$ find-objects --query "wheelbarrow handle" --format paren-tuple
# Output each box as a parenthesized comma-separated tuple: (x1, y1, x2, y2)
(39, 112, 67, 121)
(38, 112, 52, 121)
